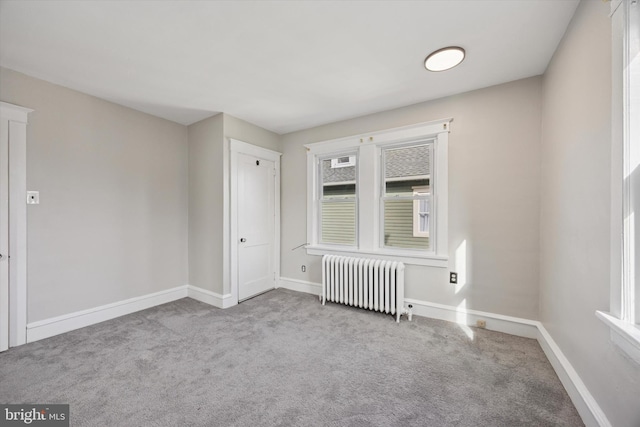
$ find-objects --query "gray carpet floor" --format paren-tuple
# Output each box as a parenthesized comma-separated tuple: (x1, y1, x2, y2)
(0, 289, 583, 426)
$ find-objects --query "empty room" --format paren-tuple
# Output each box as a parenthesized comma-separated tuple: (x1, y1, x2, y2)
(0, 0, 639, 426)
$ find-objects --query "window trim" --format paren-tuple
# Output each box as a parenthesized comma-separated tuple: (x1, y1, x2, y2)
(598, 0, 640, 364)
(305, 118, 450, 267)
(317, 151, 359, 248)
(380, 141, 434, 253)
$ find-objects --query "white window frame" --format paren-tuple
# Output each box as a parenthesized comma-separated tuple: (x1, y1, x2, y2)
(305, 119, 450, 267)
(317, 151, 359, 249)
(597, 0, 640, 364)
(380, 141, 434, 252)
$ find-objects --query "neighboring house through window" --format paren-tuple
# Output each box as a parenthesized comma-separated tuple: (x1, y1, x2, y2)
(382, 143, 432, 250)
(413, 186, 430, 238)
(306, 119, 450, 267)
(320, 153, 357, 246)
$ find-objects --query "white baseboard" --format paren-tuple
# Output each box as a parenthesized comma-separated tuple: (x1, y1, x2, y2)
(186, 285, 235, 309)
(25, 285, 235, 344)
(278, 277, 322, 296)
(536, 324, 611, 427)
(404, 298, 540, 339)
(23, 276, 610, 427)
(26, 285, 189, 343)
(279, 277, 609, 427)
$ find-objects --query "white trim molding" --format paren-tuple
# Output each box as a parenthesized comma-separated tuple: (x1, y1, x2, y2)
(605, 0, 640, 367)
(596, 311, 640, 365)
(278, 277, 322, 296)
(25, 285, 238, 344)
(305, 119, 450, 267)
(229, 138, 282, 305)
(536, 324, 612, 427)
(304, 118, 452, 155)
(305, 246, 448, 268)
(26, 286, 189, 343)
(187, 285, 235, 309)
(404, 298, 539, 338)
(0, 102, 32, 350)
(278, 281, 610, 427)
(280, 277, 537, 337)
(0, 102, 33, 123)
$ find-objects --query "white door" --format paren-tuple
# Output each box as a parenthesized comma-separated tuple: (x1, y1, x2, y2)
(0, 118, 9, 352)
(237, 153, 276, 301)
(0, 102, 30, 351)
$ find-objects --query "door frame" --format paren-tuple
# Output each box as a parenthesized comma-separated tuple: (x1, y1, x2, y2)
(0, 102, 31, 351)
(229, 139, 281, 305)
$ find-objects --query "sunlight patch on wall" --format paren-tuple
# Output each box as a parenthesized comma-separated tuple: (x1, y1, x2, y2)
(455, 239, 467, 294)
(623, 211, 636, 323)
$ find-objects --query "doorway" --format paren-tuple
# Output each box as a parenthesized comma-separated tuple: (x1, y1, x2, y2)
(230, 139, 281, 303)
(0, 102, 30, 351)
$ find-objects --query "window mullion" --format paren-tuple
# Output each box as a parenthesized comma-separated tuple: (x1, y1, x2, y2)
(305, 118, 450, 264)
(318, 152, 358, 247)
(358, 144, 377, 251)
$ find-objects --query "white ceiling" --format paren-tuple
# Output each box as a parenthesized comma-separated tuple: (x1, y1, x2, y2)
(0, 0, 579, 134)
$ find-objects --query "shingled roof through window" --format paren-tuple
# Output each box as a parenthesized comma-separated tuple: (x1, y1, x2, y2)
(321, 144, 430, 184)
(322, 159, 356, 183)
(385, 144, 430, 179)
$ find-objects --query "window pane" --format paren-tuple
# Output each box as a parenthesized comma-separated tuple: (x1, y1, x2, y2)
(320, 156, 357, 245)
(322, 158, 356, 198)
(384, 144, 430, 196)
(383, 199, 430, 250)
(323, 183, 355, 198)
(382, 144, 432, 249)
(321, 200, 356, 245)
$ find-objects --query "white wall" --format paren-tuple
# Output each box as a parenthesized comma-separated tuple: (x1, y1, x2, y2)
(223, 114, 281, 152)
(539, 1, 640, 426)
(187, 114, 224, 294)
(0, 67, 189, 322)
(281, 77, 542, 320)
(5, 7, 637, 423)
(187, 113, 280, 295)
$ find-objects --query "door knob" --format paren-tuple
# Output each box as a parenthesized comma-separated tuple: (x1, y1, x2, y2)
(240, 238, 246, 243)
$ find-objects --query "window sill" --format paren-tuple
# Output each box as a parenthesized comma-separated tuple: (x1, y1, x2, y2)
(595, 311, 640, 365)
(306, 245, 448, 267)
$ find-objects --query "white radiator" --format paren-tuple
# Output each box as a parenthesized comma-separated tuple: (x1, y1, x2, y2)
(321, 255, 409, 322)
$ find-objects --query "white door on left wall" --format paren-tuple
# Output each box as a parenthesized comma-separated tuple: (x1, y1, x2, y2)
(0, 117, 9, 352)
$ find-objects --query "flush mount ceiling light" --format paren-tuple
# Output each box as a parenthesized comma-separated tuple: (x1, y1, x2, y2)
(424, 46, 465, 72)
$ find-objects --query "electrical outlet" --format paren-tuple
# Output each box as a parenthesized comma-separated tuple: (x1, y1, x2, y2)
(449, 272, 457, 284)
(301, 265, 306, 273)
(476, 319, 486, 328)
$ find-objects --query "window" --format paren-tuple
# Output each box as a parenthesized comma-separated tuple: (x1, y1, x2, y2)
(622, 0, 640, 329)
(305, 119, 450, 267)
(597, 0, 640, 364)
(319, 154, 357, 246)
(382, 143, 433, 250)
(412, 186, 430, 238)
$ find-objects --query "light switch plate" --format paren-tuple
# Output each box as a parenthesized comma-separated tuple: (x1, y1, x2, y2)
(27, 191, 39, 204)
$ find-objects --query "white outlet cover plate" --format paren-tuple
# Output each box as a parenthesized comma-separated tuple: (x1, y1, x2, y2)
(26, 191, 39, 204)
